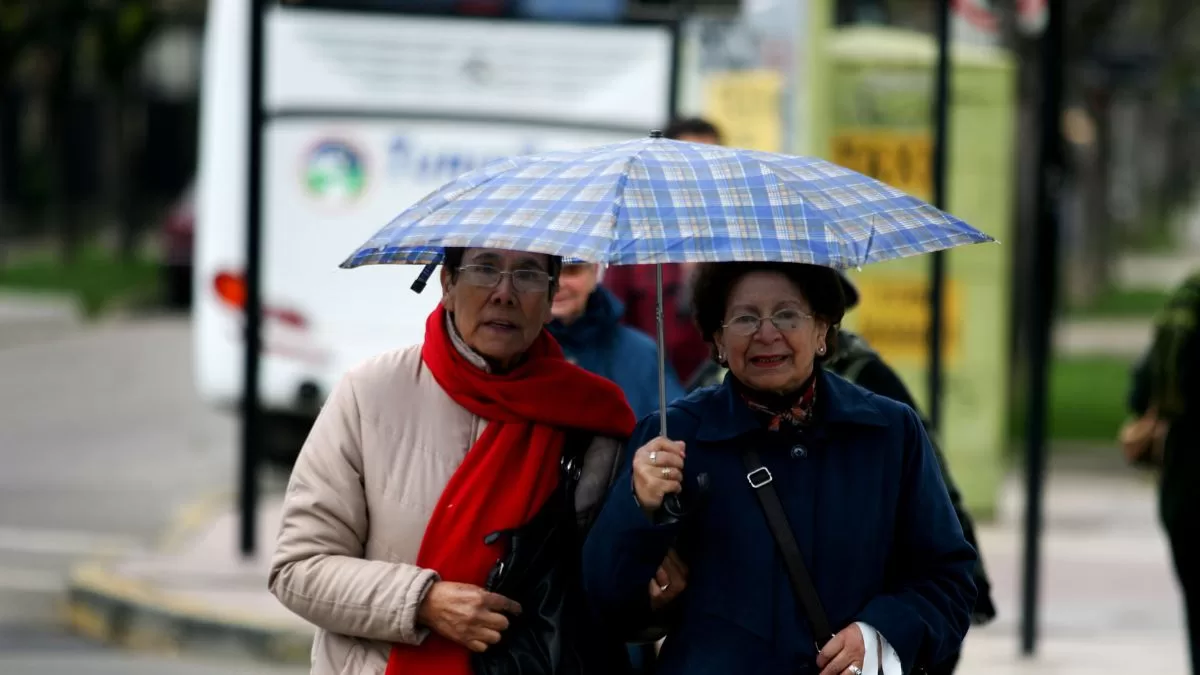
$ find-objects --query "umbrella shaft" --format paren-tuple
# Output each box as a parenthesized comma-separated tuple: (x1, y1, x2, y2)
(656, 264, 669, 439)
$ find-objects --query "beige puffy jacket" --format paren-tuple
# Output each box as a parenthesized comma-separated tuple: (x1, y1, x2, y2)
(268, 335, 624, 674)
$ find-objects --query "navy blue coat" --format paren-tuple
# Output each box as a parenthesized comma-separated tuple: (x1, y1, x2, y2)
(548, 287, 686, 419)
(582, 368, 978, 675)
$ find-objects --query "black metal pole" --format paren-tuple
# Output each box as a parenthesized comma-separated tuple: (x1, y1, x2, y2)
(927, 0, 952, 432)
(1021, 0, 1064, 655)
(240, 0, 267, 559)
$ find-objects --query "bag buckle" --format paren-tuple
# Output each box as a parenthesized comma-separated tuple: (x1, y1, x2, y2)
(746, 466, 773, 488)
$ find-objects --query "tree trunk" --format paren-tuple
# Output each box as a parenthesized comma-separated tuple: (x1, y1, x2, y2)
(117, 78, 141, 262)
(51, 25, 81, 264)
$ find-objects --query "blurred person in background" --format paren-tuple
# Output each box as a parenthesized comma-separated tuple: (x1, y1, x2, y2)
(548, 260, 688, 674)
(268, 247, 686, 675)
(687, 270, 997, 675)
(548, 262, 687, 419)
(1124, 271, 1200, 674)
(603, 117, 724, 386)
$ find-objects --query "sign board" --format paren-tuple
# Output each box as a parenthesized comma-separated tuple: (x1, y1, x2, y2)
(265, 7, 673, 131)
(701, 70, 784, 152)
(830, 130, 932, 201)
(851, 276, 962, 366)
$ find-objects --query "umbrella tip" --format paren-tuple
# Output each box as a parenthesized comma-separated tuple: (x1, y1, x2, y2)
(649, 129, 663, 139)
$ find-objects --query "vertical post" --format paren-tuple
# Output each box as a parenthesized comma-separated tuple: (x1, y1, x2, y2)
(927, 0, 952, 432)
(240, 0, 267, 559)
(1021, 0, 1063, 655)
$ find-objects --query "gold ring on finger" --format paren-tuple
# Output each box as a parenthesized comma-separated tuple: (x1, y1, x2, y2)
(661, 467, 671, 478)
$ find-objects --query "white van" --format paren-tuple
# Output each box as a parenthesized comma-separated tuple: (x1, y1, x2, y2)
(193, 0, 677, 460)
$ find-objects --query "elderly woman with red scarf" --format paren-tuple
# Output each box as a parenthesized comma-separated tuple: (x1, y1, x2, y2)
(269, 247, 684, 675)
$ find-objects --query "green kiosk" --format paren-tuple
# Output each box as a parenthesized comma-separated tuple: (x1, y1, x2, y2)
(824, 26, 1017, 519)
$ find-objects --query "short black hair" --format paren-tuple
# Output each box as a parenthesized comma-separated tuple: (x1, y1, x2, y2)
(664, 117, 723, 143)
(441, 247, 564, 293)
(690, 262, 846, 362)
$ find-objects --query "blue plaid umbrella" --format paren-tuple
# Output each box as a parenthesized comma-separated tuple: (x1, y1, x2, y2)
(340, 134, 995, 435)
(341, 136, 994, 270)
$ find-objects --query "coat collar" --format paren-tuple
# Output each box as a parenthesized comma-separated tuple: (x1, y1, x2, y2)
(692, 366, 887, 443)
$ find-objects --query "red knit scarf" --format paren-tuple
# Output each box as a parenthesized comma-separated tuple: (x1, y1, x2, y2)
(385, 304, 637, 675)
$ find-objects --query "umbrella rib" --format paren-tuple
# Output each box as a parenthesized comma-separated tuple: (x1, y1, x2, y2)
(607, 141, 660, 263)
(761, 166, 863, 267)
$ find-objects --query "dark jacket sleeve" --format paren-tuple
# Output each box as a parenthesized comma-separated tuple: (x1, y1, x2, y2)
(854, 405, 978, 671)
(1129, 346, 1154, 416)
(582, 412, 684, 628)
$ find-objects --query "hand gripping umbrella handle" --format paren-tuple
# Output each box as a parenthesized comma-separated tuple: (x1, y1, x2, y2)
(654, 262, 711, 519)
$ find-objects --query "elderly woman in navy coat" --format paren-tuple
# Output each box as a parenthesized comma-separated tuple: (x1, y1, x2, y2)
(582, 261, 977, 675)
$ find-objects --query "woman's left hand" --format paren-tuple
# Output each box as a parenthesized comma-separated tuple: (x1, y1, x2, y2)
(648, 548, 689, 611)
(815, 623, 866, 675)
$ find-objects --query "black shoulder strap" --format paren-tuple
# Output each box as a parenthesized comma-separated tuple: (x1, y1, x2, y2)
(741, 449, 835, 650)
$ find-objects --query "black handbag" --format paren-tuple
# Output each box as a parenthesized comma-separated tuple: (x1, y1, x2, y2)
(741, 450, 927, 675)
(472, 431, 631, 675)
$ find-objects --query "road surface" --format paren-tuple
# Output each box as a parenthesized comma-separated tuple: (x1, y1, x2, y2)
(0, 315, 302, 673)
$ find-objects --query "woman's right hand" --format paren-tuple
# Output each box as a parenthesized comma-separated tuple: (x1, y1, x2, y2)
(632, 437, 687, 513)
(417, 581, 522, 653)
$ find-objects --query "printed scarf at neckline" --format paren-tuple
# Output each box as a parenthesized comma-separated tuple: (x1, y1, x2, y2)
(733, 372, 817, 431)
(385, 304, 636, 675)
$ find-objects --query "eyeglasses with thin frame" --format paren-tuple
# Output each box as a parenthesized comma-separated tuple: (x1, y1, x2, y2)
(722, 308, 813, 336)
(458, 265, 554, 294)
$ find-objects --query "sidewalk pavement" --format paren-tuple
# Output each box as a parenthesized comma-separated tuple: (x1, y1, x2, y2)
(0, 291, 82, 350)
(66, 470, 1189, 673)
(955, 470, 1188, 673)
(1055, 319, 1152, 358)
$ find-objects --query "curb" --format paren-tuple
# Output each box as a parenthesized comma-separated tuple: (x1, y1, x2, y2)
(64, 564, 312, 664)
(63, 492, 313, 664)
(155, 490, 235, 555)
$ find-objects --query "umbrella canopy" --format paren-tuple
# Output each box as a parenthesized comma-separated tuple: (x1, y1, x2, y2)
(341, 136, 993, 271)
(339, 134, 996, 443)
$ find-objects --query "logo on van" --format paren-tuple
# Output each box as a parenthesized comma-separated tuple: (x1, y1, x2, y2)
(387, 138, 538, 184)
(304, 139, 366, 204)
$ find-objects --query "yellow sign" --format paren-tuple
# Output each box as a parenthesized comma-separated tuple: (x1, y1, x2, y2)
(830, 130, 932, 201)
(851, 276, 962, 366)
(702, 70, 784, 152)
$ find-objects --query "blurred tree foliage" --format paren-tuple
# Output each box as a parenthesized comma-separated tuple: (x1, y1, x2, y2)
(93, 0, 160, 261)
(0, 0, 160, 263)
